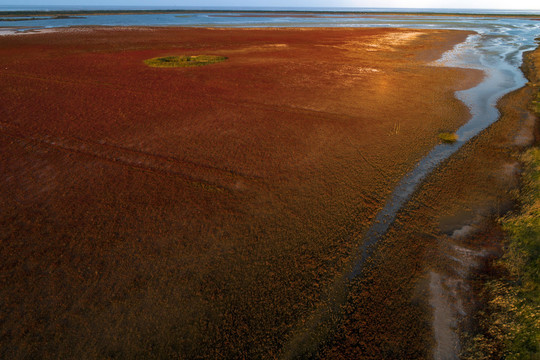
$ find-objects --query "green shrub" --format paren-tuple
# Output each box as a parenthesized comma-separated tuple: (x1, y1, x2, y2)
(144, 55, 227, 68)
(438, 132, 459, 143)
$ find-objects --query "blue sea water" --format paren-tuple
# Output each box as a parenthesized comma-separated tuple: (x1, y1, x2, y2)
(0, 6, 540, 30)
(1, 5, 540, 14)
(0, 8, 539, 31)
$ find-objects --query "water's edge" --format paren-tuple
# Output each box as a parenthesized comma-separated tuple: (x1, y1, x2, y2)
(348, 30, 532, 279)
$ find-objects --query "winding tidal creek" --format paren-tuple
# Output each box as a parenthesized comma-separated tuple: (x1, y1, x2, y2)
(348, 17, 540, 278)
(2, 11, 538, 359)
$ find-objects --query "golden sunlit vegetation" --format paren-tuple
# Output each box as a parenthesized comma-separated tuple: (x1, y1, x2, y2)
(143, 55, 227, 67)
(438, 132, 459, 143)
(462, 148, 540, 360)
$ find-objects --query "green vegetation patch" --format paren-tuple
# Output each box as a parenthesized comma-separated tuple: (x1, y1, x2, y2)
(144, 55, 227, 68)
(438, 132, 459, 143)
(497, 148, 540, 358)
(462, 148, 540, 360)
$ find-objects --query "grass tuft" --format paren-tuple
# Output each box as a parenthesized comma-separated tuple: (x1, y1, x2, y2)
(438, 132, 459, 143)
(144, 55, 227, 68)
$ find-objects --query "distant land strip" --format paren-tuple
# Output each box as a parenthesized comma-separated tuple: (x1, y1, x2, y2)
(1, 10, 540, 18)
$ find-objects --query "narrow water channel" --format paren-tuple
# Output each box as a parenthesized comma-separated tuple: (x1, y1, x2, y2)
(349, 18, 539, 278)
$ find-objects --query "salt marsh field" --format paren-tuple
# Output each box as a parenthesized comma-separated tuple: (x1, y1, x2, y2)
(1, 9, 539, 359)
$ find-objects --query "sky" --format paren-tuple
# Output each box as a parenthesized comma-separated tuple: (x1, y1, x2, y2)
(2, 0, 540, 10)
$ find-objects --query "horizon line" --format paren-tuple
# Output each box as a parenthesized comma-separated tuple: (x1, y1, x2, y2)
(2, 5, 540, 11)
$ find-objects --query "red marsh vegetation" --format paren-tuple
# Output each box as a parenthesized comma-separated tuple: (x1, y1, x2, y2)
(0, 27, 480, 358)
(321, 45, 540, 359)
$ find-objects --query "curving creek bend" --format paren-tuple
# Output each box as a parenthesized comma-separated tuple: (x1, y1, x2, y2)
(173, 14, 540, 358)
(341, 17, 539, 359)
(341, 17, 539, 358)
(342, 17, 539, 276)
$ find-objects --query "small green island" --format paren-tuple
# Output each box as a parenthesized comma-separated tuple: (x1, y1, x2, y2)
(144, 55, 228, 68)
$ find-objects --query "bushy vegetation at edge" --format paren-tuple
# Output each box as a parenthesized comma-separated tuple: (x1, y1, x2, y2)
(462, 96, 540, 359)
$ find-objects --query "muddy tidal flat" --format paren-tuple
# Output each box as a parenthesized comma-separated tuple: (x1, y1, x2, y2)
(0, 26, 522, 358)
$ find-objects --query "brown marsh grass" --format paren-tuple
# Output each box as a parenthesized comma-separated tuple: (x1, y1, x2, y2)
(0, 27, 479, 359)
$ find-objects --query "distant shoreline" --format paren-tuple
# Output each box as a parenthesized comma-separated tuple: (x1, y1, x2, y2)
(1, 9, 540, 19)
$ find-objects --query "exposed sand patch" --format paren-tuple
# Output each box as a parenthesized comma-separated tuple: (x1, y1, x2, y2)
(0, 28, 59, 36)
(0, 26, 162, 37)
(500, 161, 520, 177)
(0, 28, 16, 36)
(513, 111, 536, 146)
(429, 271, 460, 360)
(430, 238, 488, 360)
(451, 224, 475, 239)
